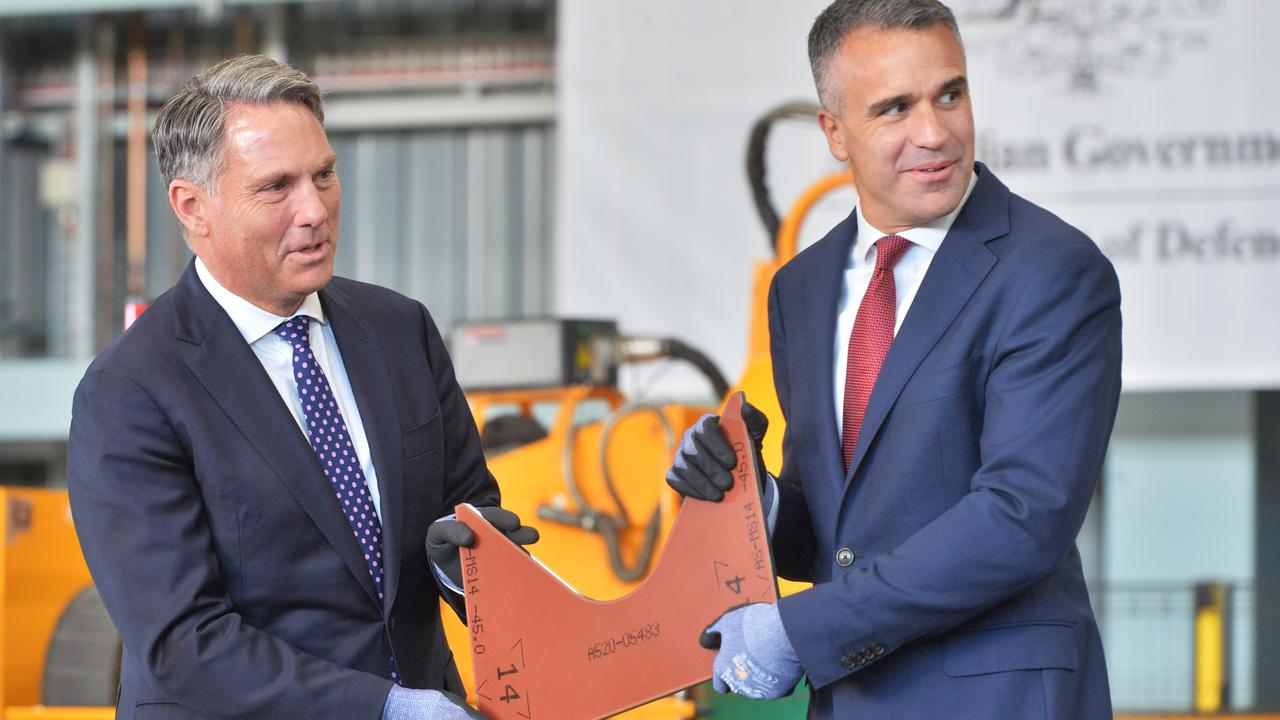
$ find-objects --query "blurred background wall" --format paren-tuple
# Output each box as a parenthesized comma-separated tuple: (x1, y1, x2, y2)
(0, 0, 556, 450)
(0, 0, 1275, 714)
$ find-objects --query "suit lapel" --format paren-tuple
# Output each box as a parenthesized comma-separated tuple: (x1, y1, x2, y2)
(321, 284, 406, 612)
(802, 213, 860, 493)
(844, 166, 1008, 485)
(173, 265, 382, 608)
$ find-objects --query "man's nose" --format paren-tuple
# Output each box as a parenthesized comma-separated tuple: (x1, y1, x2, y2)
(294, 181, 330, 227)
(910, 104, 948, 150)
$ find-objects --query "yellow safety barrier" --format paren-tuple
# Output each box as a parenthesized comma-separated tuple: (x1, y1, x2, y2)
(1194, 582, 1231, 713)
(6, 709, 115, 720)
(1116, 712, 1280, 717)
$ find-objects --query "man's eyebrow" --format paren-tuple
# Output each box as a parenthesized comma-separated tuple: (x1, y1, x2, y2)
(866, 75, 968, 117)
(868, 93, 915, 118)
(247, 168, 290, 187)
(247, 154, 338, 187)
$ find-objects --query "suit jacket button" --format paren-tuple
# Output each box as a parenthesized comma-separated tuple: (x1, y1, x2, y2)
(388, 616, 398, 630)
(841, 655, 856, 669)
(836, 548, 855, 567)
(873, 644, 885, 656)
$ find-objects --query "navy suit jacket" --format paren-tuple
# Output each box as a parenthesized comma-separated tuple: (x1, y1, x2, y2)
(769, 164, 1120, 719)
(67, 262, 499, 720)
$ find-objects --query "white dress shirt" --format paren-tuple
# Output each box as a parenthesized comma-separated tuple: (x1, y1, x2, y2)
(195, 258, 384, 521)
(833, 172, 979, 437)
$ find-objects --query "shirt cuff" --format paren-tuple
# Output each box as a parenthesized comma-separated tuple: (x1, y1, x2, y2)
(763, 472, 780, 537)
(430, 513, 465, 596)
(431, 560, 464, 596)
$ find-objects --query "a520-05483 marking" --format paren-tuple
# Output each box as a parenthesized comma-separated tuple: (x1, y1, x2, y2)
(585, 622, 662, 662)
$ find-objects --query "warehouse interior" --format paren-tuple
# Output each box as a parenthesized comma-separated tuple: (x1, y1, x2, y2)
(0, 0, 1277, 718)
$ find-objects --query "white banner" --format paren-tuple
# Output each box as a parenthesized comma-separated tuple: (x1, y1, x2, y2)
(557, 0, 1280, 394)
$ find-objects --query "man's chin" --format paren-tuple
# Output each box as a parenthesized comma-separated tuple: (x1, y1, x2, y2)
(285, 265, 335, 297)
(920, 179, 970, 220)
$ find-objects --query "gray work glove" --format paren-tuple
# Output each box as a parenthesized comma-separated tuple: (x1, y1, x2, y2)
(383, 686, 485, 719)
(699, 602, 803, 699)
(665, 400, 769, 502)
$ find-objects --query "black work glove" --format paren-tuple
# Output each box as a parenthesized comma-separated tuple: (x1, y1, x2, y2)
(426, 506, 539, 590)
(665, 400, 768, 502)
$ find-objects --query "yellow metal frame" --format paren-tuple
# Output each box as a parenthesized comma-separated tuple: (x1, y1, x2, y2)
(733, 169, 853, 471)
(0, 488, 104, 718)
(6, 710, 114, 720)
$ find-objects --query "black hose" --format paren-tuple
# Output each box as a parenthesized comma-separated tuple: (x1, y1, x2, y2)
(745, 101, 823, 250)
(535, 505, 663, 583)
(537, 403, 676, 583)
(597, 508, 664, 583)
(660, 338, 733, 399)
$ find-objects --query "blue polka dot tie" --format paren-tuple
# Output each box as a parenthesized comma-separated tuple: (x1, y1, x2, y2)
(276, 316, 400, 680)
(276, 316, 387, 601)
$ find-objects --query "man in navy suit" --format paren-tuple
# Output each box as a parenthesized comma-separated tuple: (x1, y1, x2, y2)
(67, 55, 534, 719)
(669, 1, 1121, 717)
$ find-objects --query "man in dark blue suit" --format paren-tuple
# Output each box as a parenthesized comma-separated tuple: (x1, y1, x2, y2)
(668, 1, 1121, 717)
(67, 55, 534, 719)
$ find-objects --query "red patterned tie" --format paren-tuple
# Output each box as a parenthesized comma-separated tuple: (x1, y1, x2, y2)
(841, 235, 913, 471)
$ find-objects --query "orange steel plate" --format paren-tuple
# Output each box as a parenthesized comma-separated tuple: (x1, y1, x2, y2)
(457, 393, 777, 720)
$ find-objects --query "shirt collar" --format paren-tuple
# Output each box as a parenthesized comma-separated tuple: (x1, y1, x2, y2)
(194, 257, 326, 345)
(850, 169, 980, 268)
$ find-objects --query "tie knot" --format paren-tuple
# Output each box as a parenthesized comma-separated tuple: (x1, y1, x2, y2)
(275, 315, 311, 345)
(874, 235, 913, 272)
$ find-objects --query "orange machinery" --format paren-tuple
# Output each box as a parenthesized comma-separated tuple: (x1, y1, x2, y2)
(0, 487, 114, 720)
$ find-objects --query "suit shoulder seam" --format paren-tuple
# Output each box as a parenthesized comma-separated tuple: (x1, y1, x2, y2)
(989, 240, 1109, 352)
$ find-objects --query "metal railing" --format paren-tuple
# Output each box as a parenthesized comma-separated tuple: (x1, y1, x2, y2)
(1096, 581, 1259, 714)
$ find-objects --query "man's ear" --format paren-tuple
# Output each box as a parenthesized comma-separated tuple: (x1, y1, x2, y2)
(169, 179, 211, 238)
(817, 107, 850, 163)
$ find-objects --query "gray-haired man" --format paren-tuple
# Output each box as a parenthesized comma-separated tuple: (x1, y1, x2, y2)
(67, 55, 536, 719)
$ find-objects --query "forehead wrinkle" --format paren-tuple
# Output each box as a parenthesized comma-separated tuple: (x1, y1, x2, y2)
(222, 122, 334, 191)
(254, 150, 338, 182)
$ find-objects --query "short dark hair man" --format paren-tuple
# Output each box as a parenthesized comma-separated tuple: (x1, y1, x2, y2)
(668, 2, 1119, 717)
(67, 55, 535, 720)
